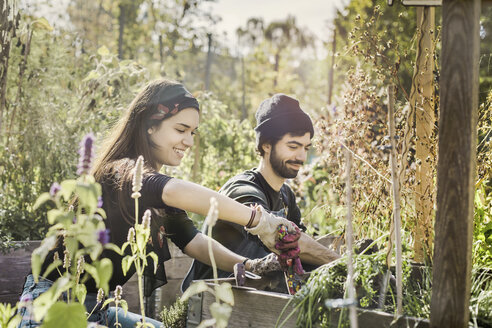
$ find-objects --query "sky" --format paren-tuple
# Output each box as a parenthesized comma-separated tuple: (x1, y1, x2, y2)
(206, 0, 347, 46)
(26, 0, 347, 55)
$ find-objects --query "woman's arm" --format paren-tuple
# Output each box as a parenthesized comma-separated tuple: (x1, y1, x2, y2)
(298, 233, 340, 265)
(183, 233, 249, 272)
(162, 178, 259, 227)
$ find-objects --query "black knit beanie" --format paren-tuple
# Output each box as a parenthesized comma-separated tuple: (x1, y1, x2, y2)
(254, 94, 314, 144)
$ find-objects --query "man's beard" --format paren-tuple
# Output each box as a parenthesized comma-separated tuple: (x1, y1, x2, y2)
(270, 146, 303, 179)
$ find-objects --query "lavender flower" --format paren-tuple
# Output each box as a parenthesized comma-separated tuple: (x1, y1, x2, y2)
(97, 229, 110, 245)
(97, 196, 103, 208)
(142, 209, 151, 229)
(131, 156, 144, 199)
(127, 227, 135, 242)
(63, 249, 71, 268)
(49, 182, 61, 197)
(96, 288, 104, 303)
(77, 133, 95, 176)
(114, 285, 123, 301)
(77, 256, 85, 274)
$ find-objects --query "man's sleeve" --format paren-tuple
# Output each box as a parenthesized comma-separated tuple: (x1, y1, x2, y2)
(224, 182, 270, 209)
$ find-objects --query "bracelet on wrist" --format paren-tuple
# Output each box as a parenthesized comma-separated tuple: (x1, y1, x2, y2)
(245, 208, 256, 228)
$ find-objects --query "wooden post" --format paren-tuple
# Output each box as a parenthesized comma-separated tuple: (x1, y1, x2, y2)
(430, 0, 480, 327)
(413, 6, 436, 263)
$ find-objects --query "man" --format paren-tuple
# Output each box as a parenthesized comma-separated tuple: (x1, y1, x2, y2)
(183, 94, 339, 289)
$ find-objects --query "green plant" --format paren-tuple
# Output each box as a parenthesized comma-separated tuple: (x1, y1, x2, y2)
(17, 133, 116, 327)
(119, 155, 159, 328)
(181, 197, 235, 328)
(469, 264, 492, 327)
(0, 303, 21, 328)
(160, 297, 188, 328)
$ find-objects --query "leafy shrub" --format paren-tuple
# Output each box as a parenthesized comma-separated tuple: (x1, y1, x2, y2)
(160, 297, 188, 328)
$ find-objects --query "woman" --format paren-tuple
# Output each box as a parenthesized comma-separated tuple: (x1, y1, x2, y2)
(18, 79, 295, 327)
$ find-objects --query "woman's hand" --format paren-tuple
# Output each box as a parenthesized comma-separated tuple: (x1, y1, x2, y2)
(244, 205, 297, 252)
(246, 253, 282, 276)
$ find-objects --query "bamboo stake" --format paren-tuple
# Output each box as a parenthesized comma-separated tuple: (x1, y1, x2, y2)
(387, 85, 403, 316)
(344, 148, 358, 328)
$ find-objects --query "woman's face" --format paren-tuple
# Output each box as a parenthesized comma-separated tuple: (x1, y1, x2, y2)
(148, 107, 199, 167)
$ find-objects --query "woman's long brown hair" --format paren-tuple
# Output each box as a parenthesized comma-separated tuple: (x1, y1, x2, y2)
(91, 79, 182, 224)
(92, 79, 183, 179)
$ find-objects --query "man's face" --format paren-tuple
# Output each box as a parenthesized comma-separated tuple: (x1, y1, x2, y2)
(268, 132, 311, 179)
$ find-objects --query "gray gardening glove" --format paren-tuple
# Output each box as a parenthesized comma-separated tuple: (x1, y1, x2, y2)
(247, 253, 282, 276)
(244, 205, 297, 252)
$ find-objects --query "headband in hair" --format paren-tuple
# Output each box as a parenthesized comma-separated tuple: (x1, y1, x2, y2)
(149, 84, 200, 121)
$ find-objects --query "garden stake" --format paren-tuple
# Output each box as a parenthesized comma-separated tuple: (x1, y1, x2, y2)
(387, 84, 403, 316)
(344, 147, 359, 328)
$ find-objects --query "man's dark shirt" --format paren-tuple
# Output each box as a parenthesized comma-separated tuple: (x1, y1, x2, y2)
(182, 168, 305, 290)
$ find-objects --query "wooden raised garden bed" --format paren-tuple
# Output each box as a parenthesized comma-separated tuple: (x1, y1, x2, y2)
(186, 275, 430, 328)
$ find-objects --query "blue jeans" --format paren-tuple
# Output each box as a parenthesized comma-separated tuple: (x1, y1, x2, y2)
(17, 274, 162, 328)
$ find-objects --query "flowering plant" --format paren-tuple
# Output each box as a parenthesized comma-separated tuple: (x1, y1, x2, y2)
(119, 155, 159, 328)
(24, 133, 118, 327)
(181, 197, 235, 328)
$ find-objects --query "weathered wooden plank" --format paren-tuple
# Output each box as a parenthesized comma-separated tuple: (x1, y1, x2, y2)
(430, 0, 480, 327)
(194, 283, 430, 328)
(202, 287, 298, 328)
(0, 241, 40, 305)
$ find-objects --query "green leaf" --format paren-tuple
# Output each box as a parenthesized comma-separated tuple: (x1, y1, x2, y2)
(0, 303, 21, 328)
(42, 302, 87, 328)
(119, 299, 128, 315)
(60, 180, 77, 202)
(47, 209, 73, 225)
(74, 284, 87, 305)
(76, 183, 98, 214)
(181, 281, 209, 301)
(33, 192, 52, 210)
(32, 17, 53, 31)
(42, 259, 62, 278)
(97, 46, 110, 56)
(102, 297, 115, 309)
(215, 283, 234, 306)
(95, 258, 113, 294)
(104, 242, 123, 255)
(209, 302, 232, 328)
(135, 225, 149, 253)
(32, 277, 70, 321)
(122, 255, 134, 276)
(31, 235, 57, 281)
(83, 260, 113, 295)
(148, 251, 159, 274)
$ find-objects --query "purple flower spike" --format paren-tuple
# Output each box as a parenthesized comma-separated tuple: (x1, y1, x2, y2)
(77, 133, 95, 176)
(49, 182, 61, 197)
(97, 196, 103, 208)
(97, 229, 110, 245)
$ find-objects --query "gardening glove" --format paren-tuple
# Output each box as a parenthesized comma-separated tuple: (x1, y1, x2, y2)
(244, 205, 298, 252)
(247, 253, 282, 276)
(275, 225, 301, 251)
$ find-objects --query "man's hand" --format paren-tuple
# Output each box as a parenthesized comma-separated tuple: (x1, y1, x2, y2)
(244, 205, 297, 252)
